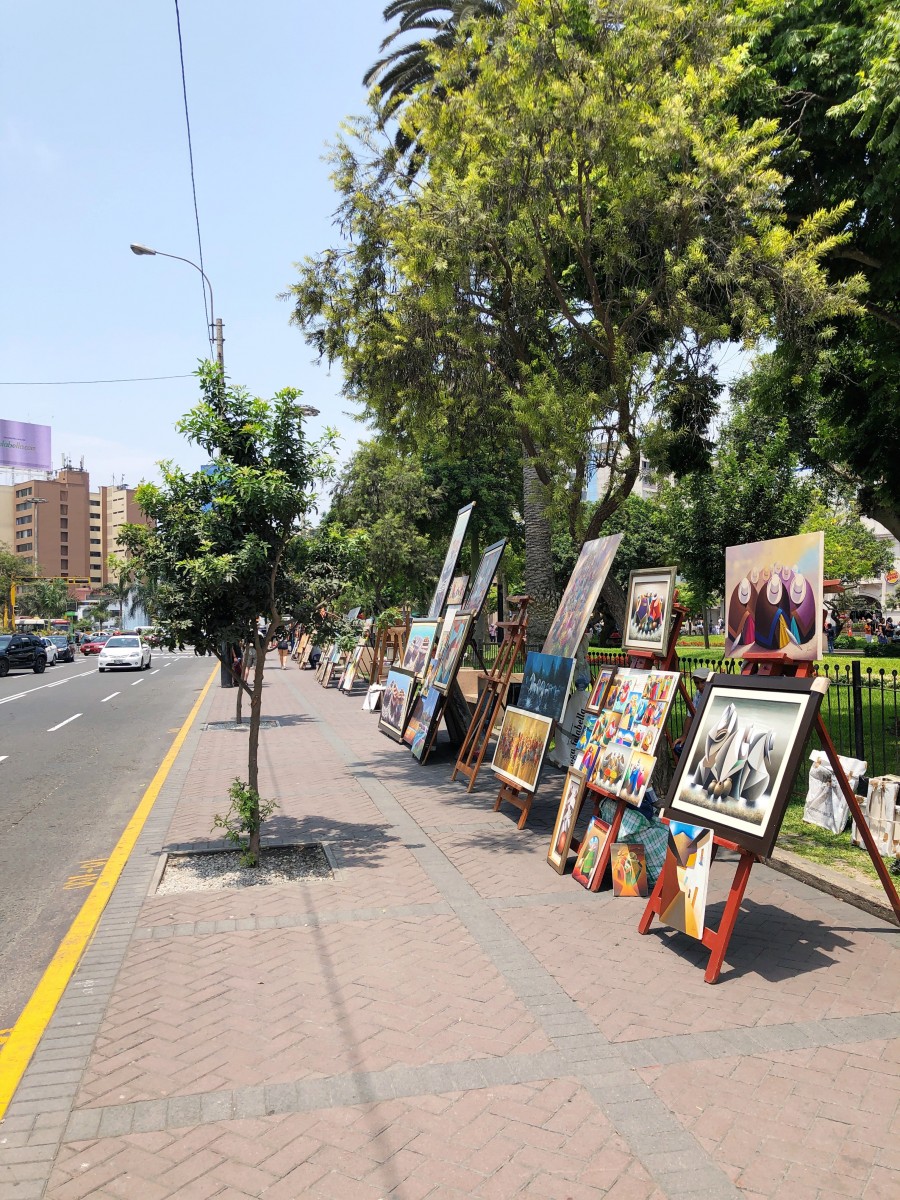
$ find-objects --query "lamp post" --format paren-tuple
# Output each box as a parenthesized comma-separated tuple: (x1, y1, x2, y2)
(129, 243, 224, 368)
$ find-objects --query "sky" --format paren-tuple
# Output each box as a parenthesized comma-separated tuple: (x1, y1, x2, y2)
(0, 1, 387, 489)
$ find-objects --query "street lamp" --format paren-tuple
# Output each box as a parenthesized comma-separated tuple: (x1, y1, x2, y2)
(129, 243, 223, 368)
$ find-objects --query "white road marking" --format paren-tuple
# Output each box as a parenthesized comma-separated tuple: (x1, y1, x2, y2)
(0, 669, 95, 706)
(149, 669, 159, 675)
(47, 713, 82, 732)
(0, 756, 7, 763)
(131, 679, 143, 686)
(100, 692, 120, 703)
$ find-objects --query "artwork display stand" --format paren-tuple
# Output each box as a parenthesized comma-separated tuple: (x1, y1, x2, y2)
(639, 656, 900, 984)
(493, 775, 535, 830)
(622, 602, 695, 731)
(369, 620, 409, 687)
(452, 596, 530, 791)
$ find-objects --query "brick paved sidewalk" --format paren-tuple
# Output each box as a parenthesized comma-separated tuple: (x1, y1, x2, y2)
(2, 665, 899, 1199)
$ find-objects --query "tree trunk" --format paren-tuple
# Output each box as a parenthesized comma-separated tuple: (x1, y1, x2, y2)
(246, 635, 266, 866)
(865, 500, 900, 544)
(523, 455, 557, 643)
(601, 575, 627, 642)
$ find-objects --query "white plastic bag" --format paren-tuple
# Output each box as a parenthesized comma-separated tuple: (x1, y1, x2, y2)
(852, 776, 900, 857)
(804, 751, 867, 835)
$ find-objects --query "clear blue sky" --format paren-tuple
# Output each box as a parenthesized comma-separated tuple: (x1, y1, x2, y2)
(1, 1, 386, 489)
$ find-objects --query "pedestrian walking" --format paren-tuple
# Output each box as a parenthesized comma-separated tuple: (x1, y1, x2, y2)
(272, 629, 290, 669)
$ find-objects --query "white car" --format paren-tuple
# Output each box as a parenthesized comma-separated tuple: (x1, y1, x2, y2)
(39, 637, 59, 665)
(98, 635, 151, 672)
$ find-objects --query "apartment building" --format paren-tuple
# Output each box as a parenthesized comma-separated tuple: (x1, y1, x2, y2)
(89, 484, 148, 587)
(7, 467, 92, 585)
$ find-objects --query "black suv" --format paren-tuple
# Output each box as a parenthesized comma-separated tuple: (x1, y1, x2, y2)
(0, 634, 48, 676)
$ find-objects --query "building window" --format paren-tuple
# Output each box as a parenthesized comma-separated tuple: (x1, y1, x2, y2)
(60, 518, 68, 529)
(15, 529, 29, 539)
(60, 532, 68, 543)
(60, 491, 68, 500)
(15, 487, 32, 498)
(60, 504, 68, 515)
(16, 542, 32, 552)
(15, 516, 31, 526)
(90, 538, 101, 545)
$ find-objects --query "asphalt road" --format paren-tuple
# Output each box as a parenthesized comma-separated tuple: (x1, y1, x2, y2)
(0, 650, 215, 1035)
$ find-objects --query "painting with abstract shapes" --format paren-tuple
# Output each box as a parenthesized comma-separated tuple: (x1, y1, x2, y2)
(622, 567, 677, 655)
(724, 532, 824, 661)
(663, 675, 825, 856)
(542, 534, 623, 659)
(405, 685, 443, 761)
(658, 823, 713, 938)
(618, 750, 656, 808)
(611, 843, 648, 897)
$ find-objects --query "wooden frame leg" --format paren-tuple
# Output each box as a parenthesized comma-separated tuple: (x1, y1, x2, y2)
(494, 781, 533, 829)
(700, 851, 755, 984)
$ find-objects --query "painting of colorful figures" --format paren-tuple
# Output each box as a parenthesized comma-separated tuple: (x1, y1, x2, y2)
(623, 567, 677, 655)
(428, 503, 475, 618)
(432, 613, 473, 694)
(586, 666, 616, 714)
(461, 539, 507, 618)
(572, 817, 609, 890)
(404, 685, 443, 761)
(491, 706, 554, 793)
(378, 668, 417, 742)
(572, 713, 598, 766)
(519, 652, 575, 722)
(593, 743, 632, 795)
(542, 534, 623, 659)
(612, 843, 648, 897)
(725, 531, 824, 661)
(547, 768, 587, 873)
(658, 823, 713, 938)
(447, 575, 469, 606)
(664, 675, 824, 856)
(401, 618, 442, 680)
(618, 751, 656, 808)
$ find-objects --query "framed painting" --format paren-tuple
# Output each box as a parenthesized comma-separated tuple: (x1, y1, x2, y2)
(612, 843, 648, 897)
(542, 534, 623, 659)
(447, 575, 469, 606)
(339, 645, 363, 692)
(593, 743, 632, 795)
(401, 618, 442, 680)
(658, 823, 713, 939)
(518, 652, 576, 722)
(428, 503, 475, 618)
(724, 531, 824, 662)
(547, 768, 587, 873)
(378, 668, 418, 742)
(622, 567, 677, 656)
(491, 706, 554, 793)
(586, 665, 616, 714)
(618, 750, 656, 807)
(572, 817, 611, 891)
(404, 684, 443, 760)
(432, 613, 473, 693)
(662, 674, 827, 856)
(461, 539, 507, 618)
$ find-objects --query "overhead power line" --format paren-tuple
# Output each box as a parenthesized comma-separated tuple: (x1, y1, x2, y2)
(0, 375, 194, 386)
(174, 0, 213, 357)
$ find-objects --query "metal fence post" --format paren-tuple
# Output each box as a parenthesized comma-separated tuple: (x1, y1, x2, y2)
(851, 659, 865, 762)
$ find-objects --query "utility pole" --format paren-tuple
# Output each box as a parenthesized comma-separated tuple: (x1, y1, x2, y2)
(214, 318, 224, 369)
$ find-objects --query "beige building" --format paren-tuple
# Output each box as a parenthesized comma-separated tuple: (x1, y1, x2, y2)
(6, 468, 92, 586)
(89, 485, 149, 587)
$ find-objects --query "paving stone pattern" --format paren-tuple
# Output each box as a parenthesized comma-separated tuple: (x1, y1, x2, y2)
(1, 666, 898, 1199)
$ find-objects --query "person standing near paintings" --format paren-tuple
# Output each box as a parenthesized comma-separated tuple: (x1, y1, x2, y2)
(825, 611, 836, 655)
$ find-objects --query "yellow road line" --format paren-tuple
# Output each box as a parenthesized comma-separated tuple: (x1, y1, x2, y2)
(0, 664, 217, 1119)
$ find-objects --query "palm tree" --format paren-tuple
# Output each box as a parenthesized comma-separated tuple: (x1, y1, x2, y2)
(365, 1, 513, 153)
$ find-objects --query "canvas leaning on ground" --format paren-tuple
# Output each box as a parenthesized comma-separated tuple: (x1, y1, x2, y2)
(572, 817, 608, 890)
(663, 674, 827, 857)
(658, 823, 713, 938)
(491, 706, 554, 793)
(724, 531, 824, 661)
(378, 668, 417, 742)
(622, 566, 677, 655)
(611, 843, 648, 897)
(547, 768, 586, 873)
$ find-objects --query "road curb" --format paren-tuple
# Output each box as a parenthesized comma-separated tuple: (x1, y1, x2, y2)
(764, 847, 899, 927)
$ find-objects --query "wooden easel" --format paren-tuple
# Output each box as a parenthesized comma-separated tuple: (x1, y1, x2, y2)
(639, 655, 900, 983)
(453, 596, 530, 791)
(368, 620, 409, 686)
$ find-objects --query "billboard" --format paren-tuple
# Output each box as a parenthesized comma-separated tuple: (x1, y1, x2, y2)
(0, 420, 52, 471)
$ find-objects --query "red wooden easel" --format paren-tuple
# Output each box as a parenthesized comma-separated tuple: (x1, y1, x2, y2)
(639, 654, 900, 983)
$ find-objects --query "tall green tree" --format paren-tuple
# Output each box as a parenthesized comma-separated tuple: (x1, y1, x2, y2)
(0, 543, 35, 629)
(800, 499, 895, 587)
(121, 364, 337, 866)
(735, 0, 900, 535)
(16, 577, 70, 621)
(293, 0, 861, 636)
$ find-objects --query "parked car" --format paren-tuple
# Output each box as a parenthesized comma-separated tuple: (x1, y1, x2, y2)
(0, 634, 48, 676)
(98, 635, 152, 672)
(47, 635, 76, 663)
(80, 635, 110, 656)
(39, 637, 59, 666)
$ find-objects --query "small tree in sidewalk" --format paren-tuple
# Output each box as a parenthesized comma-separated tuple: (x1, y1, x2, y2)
(121, 363, 338, 866)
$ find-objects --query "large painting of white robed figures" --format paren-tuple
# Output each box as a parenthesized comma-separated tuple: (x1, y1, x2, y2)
(664, 675, 826, 857)
(725, 532, 824, 661)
